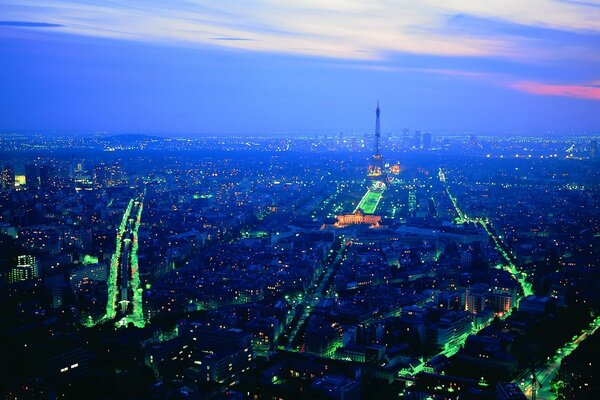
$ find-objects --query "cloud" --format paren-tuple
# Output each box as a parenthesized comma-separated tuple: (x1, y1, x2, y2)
(210, 37, 252, 41)
(351, 61, 600, 101)
(1, 0, 599, 62)
(510, 80, 600, 100)
(0, 20, 63, 27)
(2, 0, 600, 106)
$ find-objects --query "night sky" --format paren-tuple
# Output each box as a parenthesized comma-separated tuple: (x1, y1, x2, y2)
(1, 1, 600, 135)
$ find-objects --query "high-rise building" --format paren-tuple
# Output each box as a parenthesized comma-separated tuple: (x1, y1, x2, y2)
(25, 163, 39, 189)
(423, 131, 432, 150)
(491, 286, 518, 313)
(591, 140, 598, 158)
(40, 338, 90, 388)
(46, 274, 66, 309)
(39, 165, 55, 191)
(414, 130, 422, 149)
(8, 255, 40, 283)
(402, 128, 410, 148)
(408, 188, 417, 216)
(1, 165, 15, 190)
(466, 283, 489, 314)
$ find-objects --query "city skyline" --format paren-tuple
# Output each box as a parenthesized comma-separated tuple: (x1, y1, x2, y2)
(1, 130, 599, 399)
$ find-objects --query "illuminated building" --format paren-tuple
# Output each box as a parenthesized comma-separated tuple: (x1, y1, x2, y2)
(71, 160, 84, 178)
(490, 286, 519, 313)
(1, 165, 15, 190)
(192, 348, 253, 384)
(408, 372, 493, 399)
(146, 326, 253, 384)
(8, 267, 32, 283)
(190, 326, 253, 384)
(29, 338, 90, 390)
(245, 316, 280, 356)
(423, 354, 449, 374)
(18, 254, 40, 276)
(426, 311, 472, 351)
(305, 316, 343, 357)
(334, 210, 381, 228)
(8, 254, 39, 283)
(19, 226, 62, 254)
(465, 283, 489, 314)
(14, 174, 26, 188)
(335, 344, 367, 362)
(408, 188, 417, 216)
(69, 263, 108, 292)
(456, 335, 519, 378)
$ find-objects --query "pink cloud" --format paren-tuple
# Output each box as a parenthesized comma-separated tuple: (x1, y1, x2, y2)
(346, 62, 600, 102)
(511, 80, 600, 101)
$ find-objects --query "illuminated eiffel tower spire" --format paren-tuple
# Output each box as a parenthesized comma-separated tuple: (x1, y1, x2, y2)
(374, 101, 381, 157)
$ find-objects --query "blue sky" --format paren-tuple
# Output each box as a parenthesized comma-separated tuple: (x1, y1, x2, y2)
(1, 0, 600, 135)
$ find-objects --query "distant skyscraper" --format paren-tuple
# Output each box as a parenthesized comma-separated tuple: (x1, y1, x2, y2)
(414, 130, 422, 149)
(402, 128, 410, 148)
(25, 163, 39, 189)
(423, 132, 432, 150)
(1, 165, 15, 190)
(591, 140, 598, 158)
(39, 165, 55, 191)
